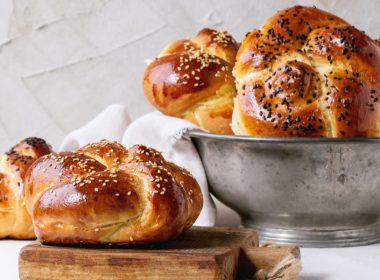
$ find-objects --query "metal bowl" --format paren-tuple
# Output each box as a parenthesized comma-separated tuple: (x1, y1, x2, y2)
(189, 130, 380, 247)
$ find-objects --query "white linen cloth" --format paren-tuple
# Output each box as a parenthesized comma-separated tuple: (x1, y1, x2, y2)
(60, 104, 216, 226)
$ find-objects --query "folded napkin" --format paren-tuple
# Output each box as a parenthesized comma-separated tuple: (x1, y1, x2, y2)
(60, 104, 216, 226)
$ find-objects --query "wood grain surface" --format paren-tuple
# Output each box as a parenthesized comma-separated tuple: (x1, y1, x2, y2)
(19, 227, 300, 280)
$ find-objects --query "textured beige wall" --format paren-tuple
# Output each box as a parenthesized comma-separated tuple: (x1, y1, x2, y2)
(1, 0, 380, 152)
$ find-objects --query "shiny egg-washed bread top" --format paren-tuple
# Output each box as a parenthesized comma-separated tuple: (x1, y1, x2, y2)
(233, 6, 380, 137)
(143, 28, 239, 134)
(0, 138, 52, 239)
(23, 140, 203, 245)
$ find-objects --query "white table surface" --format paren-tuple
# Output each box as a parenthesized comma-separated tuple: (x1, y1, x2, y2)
(2, 240, 380, 279)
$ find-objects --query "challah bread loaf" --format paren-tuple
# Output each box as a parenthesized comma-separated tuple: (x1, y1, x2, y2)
(0, 138, 52, 239)
(233, 6, 380, 137)
(143, 28, 239, 134)
(23, 140, 203, 245)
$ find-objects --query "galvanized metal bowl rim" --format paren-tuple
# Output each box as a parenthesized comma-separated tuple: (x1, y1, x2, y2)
(188, 130, 380, 144)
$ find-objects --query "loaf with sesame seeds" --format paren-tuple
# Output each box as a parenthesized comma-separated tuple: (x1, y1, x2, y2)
(0, 137, 52, 239)
(142, 28, 239, 134)
(23, 140, 203, 245)
(233, 5, 380, 137)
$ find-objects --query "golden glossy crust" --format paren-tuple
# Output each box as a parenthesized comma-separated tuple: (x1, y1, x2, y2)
(233, 6, 380, 137)
(143, 28, 239, 134)
(23, 140, 203, 245)
(0, 138, 52, 239)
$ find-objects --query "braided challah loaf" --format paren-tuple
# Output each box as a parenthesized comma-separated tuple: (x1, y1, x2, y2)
(143, 28, 239, 134)
(0, 138, 52, 239)
(23, 140, 203, 245)
(233, 6, 380, 137)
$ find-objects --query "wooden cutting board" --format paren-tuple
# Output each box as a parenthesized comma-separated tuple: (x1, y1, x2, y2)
(19, 227, 300, 280)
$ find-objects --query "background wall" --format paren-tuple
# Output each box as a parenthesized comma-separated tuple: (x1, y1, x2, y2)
(1, 0, 379, 152)
(0, 1, 12, 44)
